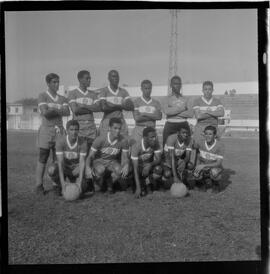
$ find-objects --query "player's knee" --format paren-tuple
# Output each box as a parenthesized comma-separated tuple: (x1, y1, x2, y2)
(162, 177, 173, 190)
(47, 162, 58, 177)
(163, 168, 172, 179)
(186, 162, 195, 170)
(177, 159, 186, 172)
(210, 168, 222, 181)
(94, 165, 105, 179)
(152, 165, 163, 180)
(192, 170, 203, 181)
(39, 148, 50, 164)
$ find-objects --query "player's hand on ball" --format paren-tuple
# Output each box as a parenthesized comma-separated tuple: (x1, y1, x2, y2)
(173, 177, 182, 184)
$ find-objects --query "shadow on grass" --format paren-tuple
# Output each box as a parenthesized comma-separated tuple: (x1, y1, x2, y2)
(219, 168, 235, 192)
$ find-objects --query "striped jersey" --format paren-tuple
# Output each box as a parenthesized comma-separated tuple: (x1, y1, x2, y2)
(68, 87, 99, 122)
(131, 138, 161, 166)
(197, 139, 224, 164)
(193, 96, 224, 126)
(38, 91, 68, 127)
(56, 135, 87, 170)
(133, 96, 162, 127)
(164, 133, 193, 163)
(165, 93, 188, 122)
(97, 86, 131, 119)
(91, 132, 129, 161)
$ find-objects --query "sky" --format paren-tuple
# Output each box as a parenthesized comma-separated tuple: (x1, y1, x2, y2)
(5, 9, 258, 102)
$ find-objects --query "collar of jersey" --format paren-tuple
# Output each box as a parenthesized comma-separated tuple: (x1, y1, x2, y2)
(66, 135, 78, 150)
(140, 96, 152, 105)
(205, 139, 216, 151)
(141, 138, 151, 152)
(176, 138, 184, 148)
(108, 85, 119, 96)
(46, 90, 59, 102)
(77, 87, 89, 96)
(107, 132, 118, 146)
(201, 96, 213, 105)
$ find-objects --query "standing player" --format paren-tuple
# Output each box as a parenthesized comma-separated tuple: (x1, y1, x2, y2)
(162, 75, 193, 147)
(162, 125, 195, 189)
(192, 81, 225, 143)
(131, 127, 163, 198)
(35, 73, 70, 195)
(48, 120, 88, 197)
(85, 118, 130, 193)
(192, 125, 224, 192)
(98, 70, 134, 137)
(131, 80, 162, 143)
(68, 70, 100, 149)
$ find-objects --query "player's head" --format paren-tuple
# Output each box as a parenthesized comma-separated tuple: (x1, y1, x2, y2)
(141, 80, 152, 98)
(77, 70, 91, 88)
(66, 120, 80, 140)
(143, 127, 157, 147)
(177, 126, 189, 142)
(170, 75, 182, 94)
(45, 73, 59, 93)
(108, 70, 119, 87)
(109, 117, 122, 138)
(202, 81, 214, 100)
(204, 125, 217, 143)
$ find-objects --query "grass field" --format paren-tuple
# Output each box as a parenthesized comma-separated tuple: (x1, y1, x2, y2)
(7, 131, 261, 263)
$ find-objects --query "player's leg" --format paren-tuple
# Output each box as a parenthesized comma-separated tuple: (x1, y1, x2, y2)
(161, 165, 173, 190)
(209, 167, 223, 192)
(149, 165, 163, 191)
(106, 161, 122, 193)
(92, 159, 106, 192)
(98, 118, 109, 137)
(120, 119, 129, 138)
(192, 124, 205, 144)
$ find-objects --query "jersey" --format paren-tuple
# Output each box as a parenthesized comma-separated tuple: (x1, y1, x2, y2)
(98, 86, 131, 120)
(56, 135, 87, 171)
(68, 87, 99, 122)
(91, 132, 129, 161)
(165, 93, 188, 122)
(164, 134, 193, 165)
(193, 96, 224, 126)
(196, 139, 224, 165)
(133, 96, 162, 127)
(131, 138, 161, 167)
(38, 91, 68, 127)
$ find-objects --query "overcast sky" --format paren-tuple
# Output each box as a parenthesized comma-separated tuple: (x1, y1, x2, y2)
(5, 9, 258, 102)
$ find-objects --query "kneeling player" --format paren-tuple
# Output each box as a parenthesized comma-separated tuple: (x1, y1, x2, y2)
(48, 120, 89, 198)
(162, 126, 195, 189)
(192, 125, 224, 191)
(85, 117, 130, 193)
(131, 127, 163, 198)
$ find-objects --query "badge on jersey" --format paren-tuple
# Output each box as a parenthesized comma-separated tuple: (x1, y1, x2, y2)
(101, 147, 120, 155)
(48, 102, 62, 109)
(64, 151, 78, 160)
(76, 97, 94, 105)
(106, 96, 123, 105)
(138, 105, 155, 114)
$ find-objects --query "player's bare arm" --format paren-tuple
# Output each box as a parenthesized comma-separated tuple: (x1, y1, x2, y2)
(77, 154, 86, 188)
(163, 103, 186, 116)
(85, 149, 96, 178)
(170, 149, 179, 183)
(194, 108, 213, 120)
(39, 104, 61, 119)
(132, 159, 141, 198)
(204, 106, 225, 117)
(100, 99, 123, 112)
(120, 150, 129, 178)
(69, 102, 90, 116)
(194, 158, 223, 174)
(56, 154, 66, 190)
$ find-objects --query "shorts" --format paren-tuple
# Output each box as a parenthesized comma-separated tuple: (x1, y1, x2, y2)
(162, 158, 186, 178)
(78, 120, 97, 140)
(98, 118, 129, 137)
(93, 158, 121, 175)
(37, 125, 65, 149)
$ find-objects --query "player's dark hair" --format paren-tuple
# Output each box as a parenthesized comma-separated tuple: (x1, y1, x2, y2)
(109, 117, 122, 127)
(170, 75, 182, 85)
(203, 81, 214, 89)
(108, 70, 119, 77)
(204, 125, 217, 135)
(45, 73, 59, 84)
(141, 79, 152, 87)
(143, 127, 156, 137)
(77, 70, 90, 80)
(66, 119, 80, 130)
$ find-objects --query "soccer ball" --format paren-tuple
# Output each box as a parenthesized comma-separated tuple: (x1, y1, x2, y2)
(170, 182, 188, 198)
(63, 183, 81, 201)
